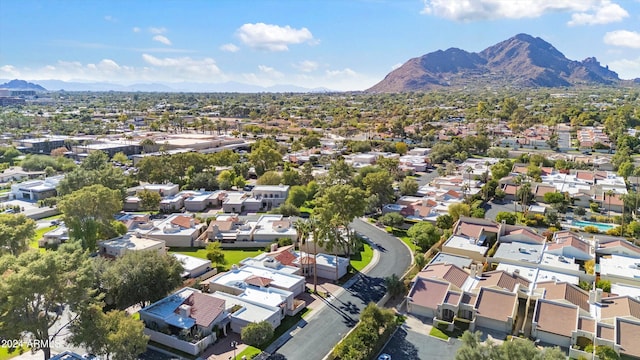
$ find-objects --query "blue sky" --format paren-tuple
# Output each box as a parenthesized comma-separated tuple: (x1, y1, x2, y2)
(1, 0, 640, 91)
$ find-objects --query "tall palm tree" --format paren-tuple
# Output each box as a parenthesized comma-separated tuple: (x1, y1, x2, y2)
(606, 189, 616, 221)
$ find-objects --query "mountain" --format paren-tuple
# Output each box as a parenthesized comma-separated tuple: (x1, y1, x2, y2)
(0, 79, 47, 91)
(368, 33, 625, 92)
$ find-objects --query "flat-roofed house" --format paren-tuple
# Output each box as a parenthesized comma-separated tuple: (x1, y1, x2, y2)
(98, 233, 166, 258)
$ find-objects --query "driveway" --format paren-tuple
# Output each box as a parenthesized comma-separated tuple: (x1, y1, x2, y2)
(382, 323, 462, 360)
(270, 218, 412, 360)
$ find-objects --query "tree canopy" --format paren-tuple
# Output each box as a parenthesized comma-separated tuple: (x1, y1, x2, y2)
(0, 213, 36, 256)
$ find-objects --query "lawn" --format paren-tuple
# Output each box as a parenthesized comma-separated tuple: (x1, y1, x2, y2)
(350, 243, 373, 271)
(29, 225, 57, 251)
(0, 346, 29, 360)
(384, 227, 417, 252)
(429, 327, 449, 340)
(169, 247, 264, 271)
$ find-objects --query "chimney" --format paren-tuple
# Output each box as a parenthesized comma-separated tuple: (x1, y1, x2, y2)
(513, 269, 520, 276)
(589, 288, 603, 304)
(270, 243, 278, 252)
(422, 198, 427, 207)
(190, 218, 195, 227)
(470, 264, 477, 278)
(178, 304, 191, 317)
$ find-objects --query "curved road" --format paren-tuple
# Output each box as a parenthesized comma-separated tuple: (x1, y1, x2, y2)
(272, 218, 413, 360)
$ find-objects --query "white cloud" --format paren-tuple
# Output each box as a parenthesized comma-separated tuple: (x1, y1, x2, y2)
(236, 23, 314, 51)
(104, 15, 117, 22)
(293, 60, 319, 72)
(568, 1, 628, 25)
(258, 65, 284, 78)
(604, 30, 640, 48)
(132, 27, 141, 33)
(152, 35, 172, 46)
(149, 27, 167, 34)
(325, 68, 357, 78)
(0, 65, 20, 77)
(220, 43, 240, 53)
(391, 63, 403, 70)
(608, 57, 640, 79)
(141, 54, 222, 78)
(420, 0, 626, 23)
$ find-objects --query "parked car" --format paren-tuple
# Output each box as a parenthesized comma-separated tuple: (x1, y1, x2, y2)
(378, 354, 391, 360)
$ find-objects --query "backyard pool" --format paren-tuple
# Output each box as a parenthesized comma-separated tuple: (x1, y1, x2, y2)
(571, 219, 616, 232)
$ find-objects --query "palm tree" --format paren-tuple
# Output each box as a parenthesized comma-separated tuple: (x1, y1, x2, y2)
(606, 189, 616, 222)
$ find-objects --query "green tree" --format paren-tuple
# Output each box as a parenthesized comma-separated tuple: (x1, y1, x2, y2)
(0, 243, 94, 360)
(257, 170, 283, 185)
(362, 171, 394, 209)
(82, 150, 109, 171)
(448, 203, 471, 222)
(395, 142, 408, 155)
(596, 279, 612, 293)
(58, 184, 123, 251)
(111, 152, 130, 165)
(543, 192, 565, 205)
(491, 161, 511, 180)
(69, 304, 148, 360)
(380, 212, 405, 228)
(281, 169, 301, 186)
(435, 214, 454, 230)
(399, 177, 419, 196)
(249, 139, 282, 176)
(138, 190, 161, 212)
(286, 185, 308, 208)
(384, 273, 406, 297)
(99, 251, 183, 309)
(407, 221, 441, 251)
(241, 321, 274, 347)
(495, 211, 517, 225)
(0, 213, 36, 256)
(326, 158, 354, 186)
(205, 241, 226, 268)
(314, 184, 366, 257)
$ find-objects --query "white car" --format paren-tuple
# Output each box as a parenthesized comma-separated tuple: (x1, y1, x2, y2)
(378, 354, 391, 360)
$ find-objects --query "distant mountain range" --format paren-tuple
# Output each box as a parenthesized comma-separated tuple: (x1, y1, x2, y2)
(0, 79, 333, 93)
(368, 33, 639, 92)
(0, 79, 47, 91)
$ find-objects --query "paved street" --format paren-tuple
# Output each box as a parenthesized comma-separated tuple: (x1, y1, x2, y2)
(271, 218, 412, 360)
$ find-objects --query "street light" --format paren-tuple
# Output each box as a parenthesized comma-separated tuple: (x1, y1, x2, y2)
(230, 341, 238, 360)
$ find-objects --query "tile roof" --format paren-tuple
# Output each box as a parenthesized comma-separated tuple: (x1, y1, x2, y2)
(444, 291, 461, 305)
(461, 292, 477, 305)
(210, 220, 234, 232)
(599, 296, 640, 321)
(244, 275, 274, 287)
(534, 300, 579, 337)
(474, 288, 517, 322)
(616, 318, 640, 358)
(547, 235, 591, 254)
(475, 270, 530, 292)
(273, 251, 297, 266)
(181, 292, 225, 328)
(171, 215, 196, 229)
(578, 317, 596, 332)
(456, 222, 500, 239)
(536, 281, 589, 311)
(597, 323, 615, 341)
(409, 277, 450, 310)
(535, 184, 557, 197)
(503, 184, 517, 195)
(502, 227, 546, 244)
(597, 240, 640, 256)
(419, 263, 470, 290)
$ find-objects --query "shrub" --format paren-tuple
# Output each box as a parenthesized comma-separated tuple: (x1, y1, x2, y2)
(574, 207, 586, 216)
(241, 321, 273, 347)
(583, 225, 600, 233)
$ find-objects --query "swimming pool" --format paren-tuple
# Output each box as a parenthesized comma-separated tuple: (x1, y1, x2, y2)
(571, 220, 616, 232)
